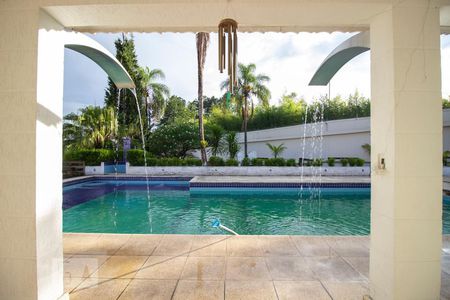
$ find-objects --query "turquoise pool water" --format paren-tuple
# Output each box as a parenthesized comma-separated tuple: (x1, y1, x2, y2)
(63, 180, 450, 235)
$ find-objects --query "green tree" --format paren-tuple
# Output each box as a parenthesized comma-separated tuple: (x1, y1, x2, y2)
(196, 32, 210, 165)
(104, 34, 145, 128)
(225, 131, 240, 159)
(205, 123, 225, 156)
(266, 143, 287, 158)
(63, 106, 117, 150)
(147, 122, 198, 157)
(221, 63, 271, 157)
(159, 95, 195, 125)
(444, 98, 450, 109)
(139, 66, 170, 124)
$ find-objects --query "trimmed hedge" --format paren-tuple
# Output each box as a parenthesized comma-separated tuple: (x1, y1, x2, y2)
(225, 158, 239, 166)
(208, 156, 225, 166)
(127, 150, 202, 166)
(64, 149, 121, 166)
(286, 159, 297, 166)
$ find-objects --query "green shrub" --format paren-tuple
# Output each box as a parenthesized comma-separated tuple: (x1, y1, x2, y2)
(266, 158, 286, 166)
(225, 158, 239, 166)
(341, 158, 348, 166)
(286, 159, 297, 166)
(356, 158, 365, 167)
(251, 158, 265, 166)
(208, 156, 225, 166)
(312, 159, 323, 167)
(444, 151, 450, 166)
(146, 157, 158, 166)
(64, 149, 118, 166)
(185, 158, 202, 166)
(241, 157, 251, 166)
(348, 157, 357, 167)
(327, 157, 335, 167)
(127, 149, 147, 166)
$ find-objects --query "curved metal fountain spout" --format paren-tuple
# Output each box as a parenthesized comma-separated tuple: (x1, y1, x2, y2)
(63, 32, 135, 89)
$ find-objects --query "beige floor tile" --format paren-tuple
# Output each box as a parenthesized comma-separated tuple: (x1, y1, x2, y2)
(306, 256, 365, 282)
(70, 278, 130, 300)
(66, 234, 131, 255)
(274, 281, 331, 300)
(172, 280, 224, 300)
(189, 235, 228, 257)
(135, 256, 187, 279)
(343, 256, 370, 278)
(91, 255, 147, 279)
(226, 257, 271, 280)
(265, 256, 315, 280)
(64, 255, 109, 278)
(64, 276, 85, 294)
(63, 233, 101, 254)
(227, 236, 264, 257)
(322, 281, 369, 300)
(327, 237, 369, 257)
(115, 234, 162, 256)
(181, 256, 226, 280)
(290, 236, 336, 257)
(225, 280, 277, 300)
(152, 235, 193, 256)
(118, 279, 177, 300)
(259, 236, 300, 256)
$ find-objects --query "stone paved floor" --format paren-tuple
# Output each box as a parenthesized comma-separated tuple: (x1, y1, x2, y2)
(64, 234, 450, 300)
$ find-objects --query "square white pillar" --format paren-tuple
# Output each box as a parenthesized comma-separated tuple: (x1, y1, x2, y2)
(0, 7, 65, 300)
(370, 2, 442, 299)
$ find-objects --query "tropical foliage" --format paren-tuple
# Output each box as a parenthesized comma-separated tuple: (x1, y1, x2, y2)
(266, 143, 287, 158)
(63, 106, 117, 150)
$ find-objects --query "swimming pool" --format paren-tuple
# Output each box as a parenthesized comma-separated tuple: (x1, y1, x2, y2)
(63, 178, 450, 235)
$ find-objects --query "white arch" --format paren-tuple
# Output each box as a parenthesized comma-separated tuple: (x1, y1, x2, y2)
(309, 31, 370, 86)
(64, 32, 135, 89)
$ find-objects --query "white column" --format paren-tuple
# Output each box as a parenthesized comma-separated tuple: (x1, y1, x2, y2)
(0, 6, 66, 299)
(370, 1, 442, 299)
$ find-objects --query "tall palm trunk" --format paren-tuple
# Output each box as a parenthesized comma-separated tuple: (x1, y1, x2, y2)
(196, 32, 210, 165)
(244, 95, 249, 158)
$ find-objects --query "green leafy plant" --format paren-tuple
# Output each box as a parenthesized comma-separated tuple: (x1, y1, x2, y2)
(361, 143, 371, 155)
(312, 159, 323, 167)
(225, 132, 240, 159)
(225, 158, 239, 166)
(327, 157, 335, 167)
(126, 149, 148, 166)
(266, 143, 287, 158)
(265, 158, 286, 166)
(348, 157, 357, 167)
(251, 158, 265, 166)
(208, 156, 225, 166)
(64, 149, 122, 166)
(444, 151, 450, 166)
(286, 159, 297, 166)
(241, 157, 251, 166)
(356, 158, 365, 167)
(341, 158, 349, 167)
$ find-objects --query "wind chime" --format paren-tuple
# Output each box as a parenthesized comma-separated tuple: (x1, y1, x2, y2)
(218, 18, 238, 108)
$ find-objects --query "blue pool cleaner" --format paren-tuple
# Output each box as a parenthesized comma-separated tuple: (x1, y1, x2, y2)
(212, 219, 239, 235)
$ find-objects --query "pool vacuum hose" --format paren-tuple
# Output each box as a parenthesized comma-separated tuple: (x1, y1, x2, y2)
(212, 219, 239, 235)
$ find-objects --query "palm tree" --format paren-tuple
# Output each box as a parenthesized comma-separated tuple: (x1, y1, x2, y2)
(63, 106, 118, 150)
(266, 143, 287, 158)
(196, 32, 210, 165)
(139, 66, 170, 127)
(221, 63, 270, 157)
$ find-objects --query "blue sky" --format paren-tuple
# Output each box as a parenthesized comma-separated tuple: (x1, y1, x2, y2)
(63, 32, 450, 115)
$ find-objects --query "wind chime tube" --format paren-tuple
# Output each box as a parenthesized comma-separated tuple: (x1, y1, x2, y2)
(228, 25, 232, 91)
